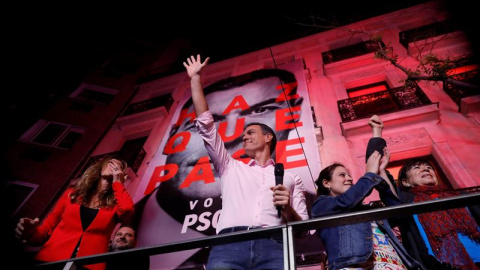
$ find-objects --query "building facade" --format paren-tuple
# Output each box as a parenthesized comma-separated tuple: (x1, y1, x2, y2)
(6, 1, 479, 269)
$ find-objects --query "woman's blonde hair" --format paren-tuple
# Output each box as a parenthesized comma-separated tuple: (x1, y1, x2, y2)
(69, 155, 128, 208)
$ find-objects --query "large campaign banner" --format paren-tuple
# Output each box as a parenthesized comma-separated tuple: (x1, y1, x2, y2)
(132, 59, 322, 269)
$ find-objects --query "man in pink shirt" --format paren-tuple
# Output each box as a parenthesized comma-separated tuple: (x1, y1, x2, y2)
(184, 54, 309, 269)
(134, 53, 310, 269)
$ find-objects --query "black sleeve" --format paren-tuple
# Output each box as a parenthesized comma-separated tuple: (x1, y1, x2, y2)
(366, 137, 386, 162)
(375, 170, 395, 193)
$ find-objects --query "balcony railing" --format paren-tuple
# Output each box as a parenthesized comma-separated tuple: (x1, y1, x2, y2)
(321, 40, 384, 65)
(399, 20, 457, 49)
(337, 84, 432, 122)
(443, 69, 480, 106)
(33, 192, 480, 270)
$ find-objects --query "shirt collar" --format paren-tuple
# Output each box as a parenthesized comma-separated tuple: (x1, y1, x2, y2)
(248, 158, 275, 168)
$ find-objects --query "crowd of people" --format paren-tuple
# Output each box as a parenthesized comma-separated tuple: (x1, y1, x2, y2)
(13, 54, 479, 270)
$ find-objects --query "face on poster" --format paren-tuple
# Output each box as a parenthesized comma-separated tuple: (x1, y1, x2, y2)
(133, 60, 321, 264)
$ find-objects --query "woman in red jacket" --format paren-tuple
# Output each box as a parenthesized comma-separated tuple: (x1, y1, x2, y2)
(15, 156, 134, 270)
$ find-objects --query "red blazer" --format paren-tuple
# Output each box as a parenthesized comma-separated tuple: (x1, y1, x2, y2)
(27, 182, 134, 270)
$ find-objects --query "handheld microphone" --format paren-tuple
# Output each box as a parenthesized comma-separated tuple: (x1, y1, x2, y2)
(274, 163, 284, 218)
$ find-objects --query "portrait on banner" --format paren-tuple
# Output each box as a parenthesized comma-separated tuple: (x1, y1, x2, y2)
(132, 59, 321, 269)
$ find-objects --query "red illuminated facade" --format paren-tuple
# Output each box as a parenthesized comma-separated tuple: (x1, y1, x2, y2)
(6, 1, 479, 269)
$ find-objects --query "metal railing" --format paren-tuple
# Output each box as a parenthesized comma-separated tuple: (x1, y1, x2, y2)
(337, 85, 433, 122)
(35, 192, 480, 270)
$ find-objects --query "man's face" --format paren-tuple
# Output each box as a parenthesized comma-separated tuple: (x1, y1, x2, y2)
(111, 227, 136, 251)
(162, 76, 296, 200)
(242, 124, 271, 157)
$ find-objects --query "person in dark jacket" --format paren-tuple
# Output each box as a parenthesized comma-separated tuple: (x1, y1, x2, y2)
(311, 158, 424, 269)
(311, 115, 425, 270)
(366, 115, 480, 269)
(395, 158, 480, 270)
(107, 225, 150, 270)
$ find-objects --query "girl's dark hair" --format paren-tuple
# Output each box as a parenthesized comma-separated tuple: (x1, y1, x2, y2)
(397, 158, 434, 191)
(315, 162, 345, 196)
(244, 122, 277, 154)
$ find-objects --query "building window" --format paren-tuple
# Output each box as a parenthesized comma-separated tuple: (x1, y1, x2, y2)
(443, 64, 479, 106)
(322, 40, 384, 64)
(338, 82, 432, 122)
(117, 136, 148, 174)
(399, 20, 456, 49)
(6, 181, 38, 217)
(347, 82, 389, 98)
(121, 93, 174, 117)
(70, 83, 118, 105)
(76, 137, 147, 178)
(20, 120, 84, 149)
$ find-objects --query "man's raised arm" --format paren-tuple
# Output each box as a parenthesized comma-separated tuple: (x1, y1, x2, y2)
(183, 54, 210, 116)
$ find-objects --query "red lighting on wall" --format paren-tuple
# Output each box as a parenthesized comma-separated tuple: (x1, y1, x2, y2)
(348, 85, 387, 98)
(446, 64, 478, 76)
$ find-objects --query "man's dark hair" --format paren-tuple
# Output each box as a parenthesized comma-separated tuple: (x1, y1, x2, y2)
(245, 122, 277, 155)
(398, 158, 435, 191)
(117, 224, 136, 238)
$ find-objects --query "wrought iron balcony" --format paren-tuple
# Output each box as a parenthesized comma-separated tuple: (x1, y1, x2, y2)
(322, 40, 384, 65)
(337, 84, 432, 122)
(443, 69, 480, 107)
(399, 20, 457, 49)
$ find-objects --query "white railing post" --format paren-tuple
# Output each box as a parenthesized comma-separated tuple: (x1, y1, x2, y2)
(285, 226, 296, 269)
(63, 261, 76, 270)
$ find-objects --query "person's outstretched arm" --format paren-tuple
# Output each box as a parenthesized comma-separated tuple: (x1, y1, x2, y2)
(367, 115, 398, 197)
(378, 147, 399, 198)
(369, 114, 383, 138)
(312, 151, 384, 216)
(183, 54, 210, 116)
(365, 115, 386, 163)
(186, 54, 230, 176)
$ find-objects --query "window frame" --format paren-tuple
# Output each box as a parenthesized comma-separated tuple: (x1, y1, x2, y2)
(70, 83, 119, 105)
(20, 120, 85, 149)
(7, 180, 38, 218)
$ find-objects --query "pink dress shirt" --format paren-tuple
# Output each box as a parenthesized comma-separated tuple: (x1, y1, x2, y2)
(195, 111, 309, 234)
